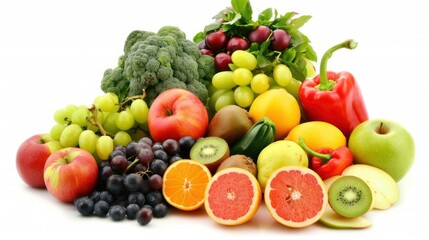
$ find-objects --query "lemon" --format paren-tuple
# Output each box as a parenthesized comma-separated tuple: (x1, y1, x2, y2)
(285, 121, 346, 152)
(257, 140, 308, 192)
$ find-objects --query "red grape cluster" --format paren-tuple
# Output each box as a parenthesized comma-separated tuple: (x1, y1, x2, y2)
(74, 136, 196, 226)
(199, 26, 291, 72)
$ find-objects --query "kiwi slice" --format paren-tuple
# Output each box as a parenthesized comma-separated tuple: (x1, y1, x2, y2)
(328, 175, 373, 218)
(190, 137, 230, 173)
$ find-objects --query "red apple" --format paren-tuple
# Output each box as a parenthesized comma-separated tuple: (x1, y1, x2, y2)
(44, 147, 99, 203)
(16, 134, 62, 188)
(148, 88, 209, 142)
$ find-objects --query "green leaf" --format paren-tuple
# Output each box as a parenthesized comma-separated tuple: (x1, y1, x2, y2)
(286, 59, 307, 81)
(231, 0, 253, 23)
(258, 8, 273, 24)
(223, 12, 243, 25)
(193, 32, 206, 43)
(204, 21, 222, 33)
(290, 15, 312, 29)
(257, 54, 271, 68)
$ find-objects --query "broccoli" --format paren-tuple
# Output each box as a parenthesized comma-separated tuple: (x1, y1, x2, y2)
(101, 26, 214, 106)
(100, 67, 129, 102)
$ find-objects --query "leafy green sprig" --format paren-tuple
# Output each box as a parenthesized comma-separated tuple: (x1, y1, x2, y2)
(193, 0, 317, 81)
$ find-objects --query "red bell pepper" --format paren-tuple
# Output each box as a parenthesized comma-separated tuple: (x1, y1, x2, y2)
(299, 40, 368, 138)
(299, 137, 353, 180)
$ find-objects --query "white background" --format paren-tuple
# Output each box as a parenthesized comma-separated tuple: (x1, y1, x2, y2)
(1, 0, 428, 239)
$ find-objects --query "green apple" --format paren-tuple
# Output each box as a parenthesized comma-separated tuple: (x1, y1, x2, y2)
(348, 118, 415, 182)
(319, 205, 372, 229)
(342, 164, 399, 210)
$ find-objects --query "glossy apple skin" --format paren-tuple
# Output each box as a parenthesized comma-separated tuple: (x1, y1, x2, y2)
(44, 147, 99, 203)
(148, 88, 209, 142)
(16, 134, 62, 188)
(348, 119, 415, 182)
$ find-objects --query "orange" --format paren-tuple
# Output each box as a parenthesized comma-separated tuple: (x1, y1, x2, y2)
(162, 159, 212, 211)
(264, 166, 328, 228)
(249, 88, 300, 140)
(204, 167, 262, 226)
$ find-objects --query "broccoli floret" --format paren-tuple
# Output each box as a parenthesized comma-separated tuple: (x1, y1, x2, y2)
(101, 67, 129, 102)
(101, 25, 215, 106)
(124, 30, 155, 56)
(186, 79, 209, 105)
(145, 77, 187, 105)
(197, 54, 216, 82)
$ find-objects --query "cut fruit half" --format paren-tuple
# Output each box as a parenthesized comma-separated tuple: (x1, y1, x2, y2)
(162, 160, 212, 211)
(204, 167, 261, 226)
(264, 166, 328, 228)
(328, 175, 373, 218)
(190, 137, 230, 174)
(342, 164, 400, 210)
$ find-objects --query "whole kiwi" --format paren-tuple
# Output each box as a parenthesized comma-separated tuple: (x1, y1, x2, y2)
(207, 105, 253, 146)
(216, 154, 257, 177)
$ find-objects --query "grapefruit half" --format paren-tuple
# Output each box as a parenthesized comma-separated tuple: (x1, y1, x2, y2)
(264, 166, 328, 228)
(204, 167, 262, 226)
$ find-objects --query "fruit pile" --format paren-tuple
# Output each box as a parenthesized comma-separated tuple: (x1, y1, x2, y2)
(16, 0, 415, 230)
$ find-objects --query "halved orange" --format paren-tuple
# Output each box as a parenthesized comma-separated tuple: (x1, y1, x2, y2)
(264, 166, 328, 228)
(204, 167, 262, 226)
(162, 159, 212, 211)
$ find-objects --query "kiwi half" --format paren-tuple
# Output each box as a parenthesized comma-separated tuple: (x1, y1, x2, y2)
(328, 175, 373, 218)
(190, 137, 230, 173)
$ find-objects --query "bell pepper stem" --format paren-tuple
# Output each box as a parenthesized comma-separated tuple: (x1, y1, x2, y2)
(298, 137, 331, 163)
(317, 39, 358, 91)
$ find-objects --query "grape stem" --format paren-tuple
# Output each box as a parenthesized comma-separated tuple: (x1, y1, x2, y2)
(87, 104, 114, 137)
(119, 90, 147, 110)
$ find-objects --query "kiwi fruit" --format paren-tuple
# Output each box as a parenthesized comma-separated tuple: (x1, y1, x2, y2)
(190, 137, 230, 173)
(216, 154, 257, 177)
(207, 105, 253, 146)
(328, 175, 373, 218)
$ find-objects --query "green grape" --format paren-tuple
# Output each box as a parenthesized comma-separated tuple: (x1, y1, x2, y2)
(130, 99, 149, 124)
(103, 112, 120, 134)
(304, 58, 316, 78)
(115, 109, 135, 131)
(64, 104, 78, 120)
(113, 131, 132, 147)
(209, 89, 227, 111)
(231, 50, 257, 70)
(215, 90, 235, 111)
(232, 68, 253, 86)
(96, 135, 114, 161)
(273, 64, 292, 87)
(94, 94, 116, 112)
(251, 73, 270, 94)
(79, 130, 99, 154)
(283, 78, 302, 100)
(234, 86, 255, 108)
(53, 109, 68, 124)
(60, 124, 83, 147)
(211, 71, 236, 89)
(106, 92, 120, 112)
(71, 105, 91, 127)
(50, 124, 67, 141)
